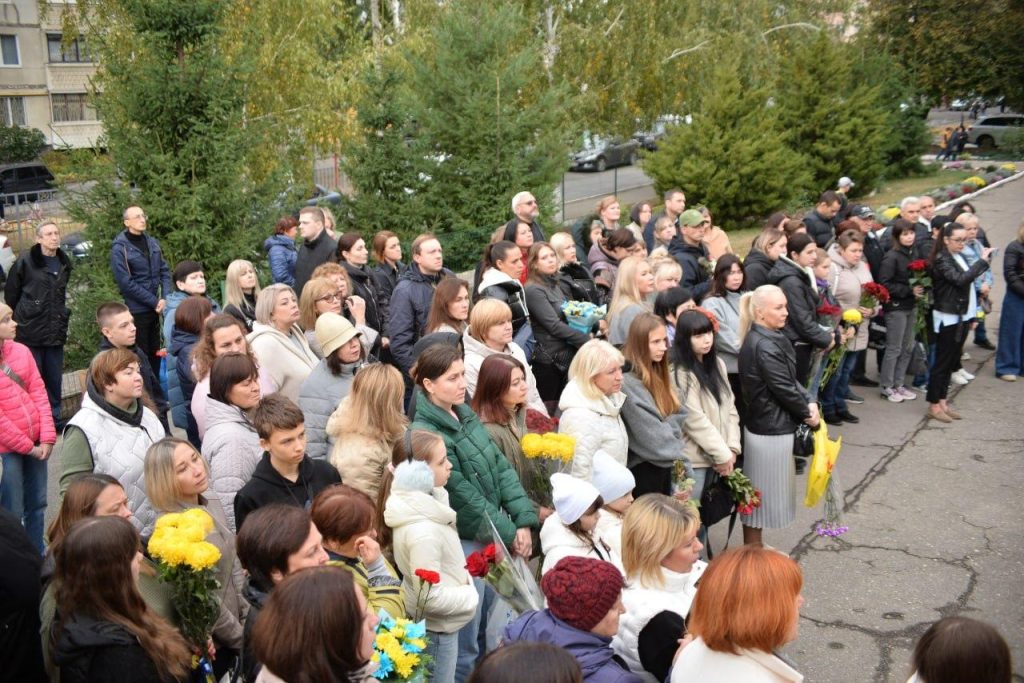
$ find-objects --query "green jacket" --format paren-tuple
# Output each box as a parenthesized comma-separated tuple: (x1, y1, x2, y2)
(411, 391, 538, 545)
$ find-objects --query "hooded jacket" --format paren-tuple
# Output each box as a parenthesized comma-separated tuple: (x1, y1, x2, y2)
(293, 228, 337, 297)
(167, 325, 199, 432)
(505, 610, 643, 683)
(201, 397, 263, 532)
(110, 230, 172, 314)
(667, 238, 711, 299)
(768, 257, 832, 349)
(742, 249, 774, 291)
(461, 329, 547, 415)
(297, 358, 359, 461)
(263, 234, 297, 287)
(477, 268, 531, 335)
(619, 371, 686, 472)
(588, 244, 621, 292)
(246, 322, 318, 402)
(54, 615, 182, 683)
(383, 461, 479, 633)
(192, 367, 277, 440)
(558, 380, 628, 481)
(410, 392, 538, 546)
(803, 209, 834, 248)
(0, 338, 55, 454)
(3, 243, 72, 346)
(827, 245, 875, 351)
(387, 263, 454, 373)
(539, 512, 622, 576)
(232, 452, 342, 533)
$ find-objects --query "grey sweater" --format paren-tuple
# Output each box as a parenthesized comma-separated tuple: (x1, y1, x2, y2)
(619, 372, 689, 470)
(701, 291, 742, 373)
(609, 302, 648, 347)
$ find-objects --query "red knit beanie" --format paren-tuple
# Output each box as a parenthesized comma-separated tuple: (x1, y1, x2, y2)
(541, 556, 624, 632)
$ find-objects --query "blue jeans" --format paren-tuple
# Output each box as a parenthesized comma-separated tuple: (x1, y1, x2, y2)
(426, 630, 459, 683)
(821, 350, 859, 415)
(1, 452, 48, 553)
(974, 317, 990, 344)
(996, 289, 1024, 375)
(456, 539, 496, 683)
(29, 345, 63, 427)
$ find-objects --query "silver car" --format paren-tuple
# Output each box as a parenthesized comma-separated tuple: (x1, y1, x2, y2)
(967, 114, 1023, 149)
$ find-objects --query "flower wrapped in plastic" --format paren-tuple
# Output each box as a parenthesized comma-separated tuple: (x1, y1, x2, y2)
(147, 510, 222, 681)
(803, 422, 847, 538)
(464, 516, 544, 616)
(519, 432, 575, 507)
(859, 282, 890, 309)
(371, 610, 431, 681)
(818, 309, 862, 388)
(561, 300, 606, 334)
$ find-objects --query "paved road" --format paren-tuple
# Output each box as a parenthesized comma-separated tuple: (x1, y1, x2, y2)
(554, 164, 655, 223)
(703, 175, 1024, 682)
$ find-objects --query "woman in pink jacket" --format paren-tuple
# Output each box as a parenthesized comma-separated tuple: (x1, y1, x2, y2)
(0, 302, 56, 552)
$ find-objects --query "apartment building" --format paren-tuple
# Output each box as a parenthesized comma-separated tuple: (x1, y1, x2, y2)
(0, 0, 101, 148)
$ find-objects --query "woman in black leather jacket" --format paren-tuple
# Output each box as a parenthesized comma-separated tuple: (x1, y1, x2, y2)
(738, 285, 819, 547)
(524, 242, 591, 403)
(926, 222, 992, 421)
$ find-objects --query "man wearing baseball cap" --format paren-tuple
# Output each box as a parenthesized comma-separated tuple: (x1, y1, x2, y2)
(669, 209, 712, 299)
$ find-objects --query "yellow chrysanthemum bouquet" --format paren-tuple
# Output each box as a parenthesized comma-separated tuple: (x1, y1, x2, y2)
(520, 432, 575, 507)
(371, 612, 431, 681)
(148, 509, 222, 680)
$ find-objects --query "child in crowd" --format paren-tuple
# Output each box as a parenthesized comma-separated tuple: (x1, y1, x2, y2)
(541, 473, 620, 575)
(232, 393, 341, 531)
(591, 451, 635, 560)
(383, 429, 479, 683)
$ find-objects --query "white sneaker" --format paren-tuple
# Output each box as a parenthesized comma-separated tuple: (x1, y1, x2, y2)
(960, 368, 976, 381)
(950, 370, 969, 385)
(882, 387, 904, 403)
(962, 352, 972, 360)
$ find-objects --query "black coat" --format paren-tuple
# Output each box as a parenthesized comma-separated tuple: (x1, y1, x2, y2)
(341, 261, 384, 341)
(742, 249, 774, 290)
(878, 245, 917, 312)
(4, 244, 72, 347)
(862, 234, 886, 280)
(1004, 239, 1024, 299)
(668, 238, 710, 299)
(293, 229, 338, 297)
(931, 251, 990, 316)
(739, 324, 812, 436)
(524, 275, 590, 372)
(804, 210, 835, 248)
(233, 452, 342, 532)
(768, 257, 832, 349)
(0, 508, 47, 682)
(558, 262, 603, 305)
(54, 615, 182, 683)
(387, 264, 454, 373)
(223, 293, 257, 332)
(477, 272, 531, 335)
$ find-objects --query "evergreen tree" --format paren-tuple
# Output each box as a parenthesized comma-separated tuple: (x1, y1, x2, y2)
(396, 0, 575, 270)
(643, 48, 810, 230)
(773, 30, 887, 194)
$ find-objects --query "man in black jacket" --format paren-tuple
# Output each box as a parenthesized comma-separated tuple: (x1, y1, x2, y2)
(293, 207, 337, 296)
(804, 191, 842, 248)
(387, 234, 453, 376)
(668, 209, 712, 299)
(642, 187, 686, 251)
(4, 221, 72, 426)
(510, 191, 547, 243)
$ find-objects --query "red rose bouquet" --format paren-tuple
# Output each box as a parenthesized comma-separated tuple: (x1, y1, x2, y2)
(908, 259, 932, 338)
(464, 517, 543, 615)
(859, 282, 890, 309)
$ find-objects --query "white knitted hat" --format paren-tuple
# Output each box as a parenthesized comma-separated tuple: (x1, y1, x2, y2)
(551, 473, 601, 524)
(591, 451, 635, 503)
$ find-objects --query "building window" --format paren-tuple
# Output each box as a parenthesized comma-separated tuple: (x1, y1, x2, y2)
(47, 34, 91, 63)
(1, 35, 19, 66)
(1, 97, 25, 126)
(52, 93, 97, 122)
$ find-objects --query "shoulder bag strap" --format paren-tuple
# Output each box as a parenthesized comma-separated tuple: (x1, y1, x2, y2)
(0, 359, 27, 391)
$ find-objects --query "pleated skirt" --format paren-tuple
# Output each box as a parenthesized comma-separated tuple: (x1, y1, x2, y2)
(742, 428, 796, 529)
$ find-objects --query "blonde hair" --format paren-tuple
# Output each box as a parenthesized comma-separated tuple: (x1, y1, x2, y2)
(329, 364, 407, 446)
(224, 259, 261, 311)
(299, 277, 338, 330)
(0, 301, 11, 321)
(469, 299, 513, 343)
(652, 258, 682, 287)
(144, 437, 210, 513)
(548, 232, 575, 267)
(738, 284, 784, 343)
(621, 494, 700, 587)
(609, 255, 651, 316)
(568, 339, 624, 401)
(255, 283, 296, 326)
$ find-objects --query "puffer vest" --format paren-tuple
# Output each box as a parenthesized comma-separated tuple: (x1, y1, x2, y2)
(66, 393, 165, 535)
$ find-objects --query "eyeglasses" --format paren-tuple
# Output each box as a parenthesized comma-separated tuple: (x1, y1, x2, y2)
(523, 200, 537, 206)
(317, 292, 344, 303)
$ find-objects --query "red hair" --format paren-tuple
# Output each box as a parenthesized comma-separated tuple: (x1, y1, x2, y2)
(687, 545, 803, 654)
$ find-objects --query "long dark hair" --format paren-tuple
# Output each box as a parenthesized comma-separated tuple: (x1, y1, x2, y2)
(707, 254, 745, 298)
(46, 473, 123, 549)
(55, 517, 192, 680)
(889, 219, 916, 251)
(471, 354, 525, 425)
(929, 221, 966, 265)
(672, 310, 724, 403)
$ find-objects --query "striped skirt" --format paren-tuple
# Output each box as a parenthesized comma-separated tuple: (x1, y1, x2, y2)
(741, 429, 796, 529)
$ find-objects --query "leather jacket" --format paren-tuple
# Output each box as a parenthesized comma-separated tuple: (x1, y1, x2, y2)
(931, 251, 989, 316)
(739, 324, 811, 436)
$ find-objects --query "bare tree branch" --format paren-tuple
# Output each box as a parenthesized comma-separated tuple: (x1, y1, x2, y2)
(603, 7, 625, 37)
(662, 40, 710, 63)
(762, 22, 821, 36)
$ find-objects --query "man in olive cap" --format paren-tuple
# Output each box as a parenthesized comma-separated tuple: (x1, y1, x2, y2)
(668, 208, 712, 299)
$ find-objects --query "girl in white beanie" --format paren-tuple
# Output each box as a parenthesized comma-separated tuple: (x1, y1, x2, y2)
(591, 450, 636, 560)
(540, 473, 622, 575)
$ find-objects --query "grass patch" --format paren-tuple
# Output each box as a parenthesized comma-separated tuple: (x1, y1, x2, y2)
(857, 168, 975, 209)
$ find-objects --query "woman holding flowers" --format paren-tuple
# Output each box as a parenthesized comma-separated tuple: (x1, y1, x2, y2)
(608, 255, 655, 347)
(619, 313, 688, 497)
(878, 220, 926, 402)
(52, 516, 193, 683)
(926, 222, 992, 422)
(144, 438, 246, 667)
(383, 429, 479, 683)
(821, 230, 877, 425)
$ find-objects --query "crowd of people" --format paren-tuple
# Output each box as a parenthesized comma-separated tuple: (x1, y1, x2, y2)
(0, 183, 1019, 682)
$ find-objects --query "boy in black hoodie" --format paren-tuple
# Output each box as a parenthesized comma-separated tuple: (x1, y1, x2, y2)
(233, 393, 341, 531)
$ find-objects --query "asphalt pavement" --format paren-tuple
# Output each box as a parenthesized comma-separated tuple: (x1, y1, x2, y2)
(702, 175, 1024, 682)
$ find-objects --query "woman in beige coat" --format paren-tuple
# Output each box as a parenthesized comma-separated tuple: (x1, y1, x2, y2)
(326, 364, 407, 502)
(247, 284, 317, 402)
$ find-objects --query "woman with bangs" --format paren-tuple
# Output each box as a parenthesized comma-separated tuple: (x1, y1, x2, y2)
(619, 313, 688, 498)
(608, 255, 656, 347)
(613, 495, 706, 683)
(297, 275, 375, 360)
(671, 545, 804, 682)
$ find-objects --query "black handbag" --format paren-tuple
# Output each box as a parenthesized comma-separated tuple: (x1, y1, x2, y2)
(699, 470, 735, 528)
(793, 423, 815, 457)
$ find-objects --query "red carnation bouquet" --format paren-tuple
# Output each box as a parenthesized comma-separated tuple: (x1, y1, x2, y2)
(908, 259, 933, 337)
(464, 517, 543, 615)
(859, 282, 890, 309)
(411, 568, 440, 621)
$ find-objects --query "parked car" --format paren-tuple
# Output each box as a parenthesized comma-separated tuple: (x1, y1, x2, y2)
(569, 134, 640, 172)
(967, 114, 1023, 149)
(950, 98, 971, 111)
(61, 231, 91, 260)
(304, 183, 342, 208)
(632, 115, 685, 151)
(0, 162, 55, 205)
